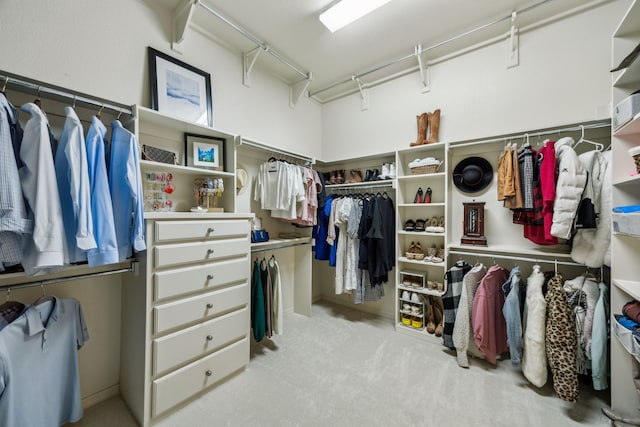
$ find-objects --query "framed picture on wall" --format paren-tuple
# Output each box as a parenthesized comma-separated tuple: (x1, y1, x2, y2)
(148, 47, 213, 127)
(185, 133, 226, 171)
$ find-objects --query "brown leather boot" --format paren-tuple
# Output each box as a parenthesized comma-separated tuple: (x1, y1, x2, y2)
(426, 297, 436, 334)
(425, 109, 440, 144)
(335, 169, 345, 184)
(409, 113, 428, 146)
(352, 169, 363, 182)
(433, 297, 444, 337)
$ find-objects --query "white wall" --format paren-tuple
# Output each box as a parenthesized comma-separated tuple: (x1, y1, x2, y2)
(0, 0, 322, 160)
(320, 1, 623, 162)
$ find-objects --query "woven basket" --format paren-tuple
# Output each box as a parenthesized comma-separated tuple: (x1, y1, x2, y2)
(410, 162, 441, 175)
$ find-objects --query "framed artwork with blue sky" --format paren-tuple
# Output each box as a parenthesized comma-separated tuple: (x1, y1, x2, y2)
(148, 47, 213, 127)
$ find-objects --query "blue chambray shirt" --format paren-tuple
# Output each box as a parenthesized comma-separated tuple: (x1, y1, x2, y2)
(85, 116, 118, 267)
(109, 120, 146, 261)
(0, 297, 89, 427)
(55, 107, 97, 264)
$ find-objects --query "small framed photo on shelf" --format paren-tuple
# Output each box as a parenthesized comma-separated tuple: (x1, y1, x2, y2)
(185, 133, 226, 171)
(148, 47, 213, 127)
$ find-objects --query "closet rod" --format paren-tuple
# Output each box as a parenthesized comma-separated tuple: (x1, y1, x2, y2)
(251, 241, 311, 253)
(0, 262, 138, 291)
(448, 250, 583, 267)
(449, 121, 611, 149)
(198, 2, 310, 80)
(239, 138, 315, 165)
(0, 72, 133, 116)
(309, 0, 555, 98)
(326, 181, 394, 191)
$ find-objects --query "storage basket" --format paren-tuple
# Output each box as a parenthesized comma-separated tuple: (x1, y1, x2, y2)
(613, 314, 640, 364)
(410, 161, 442, 175)
(612, 205, 640, 237)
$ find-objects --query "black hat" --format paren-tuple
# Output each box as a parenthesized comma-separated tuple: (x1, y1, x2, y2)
(452, 156, 493, 193)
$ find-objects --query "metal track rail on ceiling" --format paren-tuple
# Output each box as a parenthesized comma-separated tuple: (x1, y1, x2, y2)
(308, 0, 556, 99)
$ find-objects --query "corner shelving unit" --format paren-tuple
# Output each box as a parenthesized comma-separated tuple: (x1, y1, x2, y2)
(611, 0, 640, 417)
(395, 142, 448, 343)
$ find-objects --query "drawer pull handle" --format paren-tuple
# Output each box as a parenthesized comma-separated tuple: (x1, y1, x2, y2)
(205, 370, 213, 377)
(207, 274, 214, 280)
(206, 335, 213, 341)
(206, 303, 213, 309)
(207, 227, 215, 234)
(207, 249, 214, 255)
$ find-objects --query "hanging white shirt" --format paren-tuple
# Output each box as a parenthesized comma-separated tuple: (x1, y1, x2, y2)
(19, 102, 65, 276)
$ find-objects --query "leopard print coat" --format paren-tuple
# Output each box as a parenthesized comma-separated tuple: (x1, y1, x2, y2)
(545, 274, 579, 402)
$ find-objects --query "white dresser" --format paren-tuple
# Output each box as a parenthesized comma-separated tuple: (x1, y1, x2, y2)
(120, 213, 252, 426)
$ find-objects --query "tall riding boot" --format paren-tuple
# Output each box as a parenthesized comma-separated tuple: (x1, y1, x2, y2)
(425, 109, 440, 144)
(409, 113, 428, 147)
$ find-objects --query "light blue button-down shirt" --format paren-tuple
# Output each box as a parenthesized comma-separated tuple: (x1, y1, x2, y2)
(0, 94, 29, 270)
(85, 116, 118, 267)
(0, 297, 89, 427)
(19, 103, 65, 276)
(55, 107, 96, 264)
(109, 120, 146, 261)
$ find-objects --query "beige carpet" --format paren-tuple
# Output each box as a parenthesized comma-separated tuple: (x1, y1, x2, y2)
(75, 300, 611, 427)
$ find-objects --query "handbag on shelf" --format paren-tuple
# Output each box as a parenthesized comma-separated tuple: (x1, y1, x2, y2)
(251, 230, 269, 243)
(141, 145, 177, 165)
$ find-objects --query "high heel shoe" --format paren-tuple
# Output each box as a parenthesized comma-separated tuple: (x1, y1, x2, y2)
(414, 187, 424, 204)
(424, 187, 432, 203)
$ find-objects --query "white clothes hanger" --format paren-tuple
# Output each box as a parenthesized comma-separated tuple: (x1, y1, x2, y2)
(573, 125, 604, 152)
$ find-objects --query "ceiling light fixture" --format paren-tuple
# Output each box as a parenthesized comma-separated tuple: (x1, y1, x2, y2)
(319, 0, 394, 33)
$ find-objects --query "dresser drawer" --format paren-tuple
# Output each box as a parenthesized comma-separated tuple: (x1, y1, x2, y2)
(153, 306, 248, 375)
(153, 282, 249, 334)
(152, 337, 249, 417)
(154, 237, 248, 269)
(155, 220, 249, 243)
(153, 256, 249, 301)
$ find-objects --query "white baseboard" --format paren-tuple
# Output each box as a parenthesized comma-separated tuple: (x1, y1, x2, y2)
(82, 384, 120, 409)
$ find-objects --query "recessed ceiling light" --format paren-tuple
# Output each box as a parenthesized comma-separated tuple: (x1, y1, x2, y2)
(319, 0, 394, 33)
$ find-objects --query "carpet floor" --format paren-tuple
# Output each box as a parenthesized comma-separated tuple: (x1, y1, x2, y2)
(74, 300, 611, 427)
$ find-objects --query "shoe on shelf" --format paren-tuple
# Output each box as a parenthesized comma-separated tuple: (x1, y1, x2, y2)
(413, 187, 424, 204)
(431, 247, 444, 264)
(403, 303, 412, 312)
(424, 187, 432, 203)
(425, 244, 438, 262)
(405, 242, 416, 259)
(403, 219, 416, 232)
(411, 316, 424, 329)
(335, 169, 345, 184)
(378, 163, 390, 180)
(328, 170, 337, 185)
(410, 292, 422, 304)
(402, 313, 412, 326)
(412, 277, 424, 289)
(413, 242, 425, 260)
(411, 305, 423, 315)
(387, 162, 396, 179)
(415, 219, 426, 232)
(401, 290, 410, 300)
(363, 169, 373, 182)
(370, 169, 380, 180)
